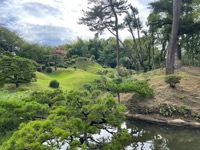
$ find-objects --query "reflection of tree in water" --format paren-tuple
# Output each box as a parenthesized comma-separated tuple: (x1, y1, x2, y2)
(125, 120, 200, 150)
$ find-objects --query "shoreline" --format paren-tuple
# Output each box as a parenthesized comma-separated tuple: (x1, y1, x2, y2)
(125, 112, 200, 128)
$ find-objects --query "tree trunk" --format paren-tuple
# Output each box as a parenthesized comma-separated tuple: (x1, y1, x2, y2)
(16, 82, 19, 88)
(166, 0, 182, 75)
(110, 0, 120, 74)
(117, 93, 120, 103)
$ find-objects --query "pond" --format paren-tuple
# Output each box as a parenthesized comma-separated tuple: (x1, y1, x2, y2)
(125, 119, 200, 150)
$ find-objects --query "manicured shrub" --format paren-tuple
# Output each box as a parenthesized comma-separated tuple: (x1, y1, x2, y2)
(36, 67, 42, 72)
(82, 84, 92, 91)
(165, 75, 181, 88)
(49, 80, 59, 88)
(70, 59, 76, 64)
(42, 65, 46, 71)
(45, 62, 50, 67)
(46, 67, 53, 73)
(49, 62, 54, 66)
(118, 66, 130, 77)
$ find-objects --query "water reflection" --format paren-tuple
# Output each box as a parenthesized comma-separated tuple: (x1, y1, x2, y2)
(125, 119, 200, 150)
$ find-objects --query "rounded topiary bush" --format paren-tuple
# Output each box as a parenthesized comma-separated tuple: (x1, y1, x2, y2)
(36, 67, 42, 72)
(165, 75, 181, 88)
(46, 67, 53, 73)
(49, 80, 59, 88)
(45, 62, 50, 67)
(42, 65, 46, 71)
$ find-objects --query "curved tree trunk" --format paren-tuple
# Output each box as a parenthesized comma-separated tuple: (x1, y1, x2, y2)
(166, 0, 182, 75)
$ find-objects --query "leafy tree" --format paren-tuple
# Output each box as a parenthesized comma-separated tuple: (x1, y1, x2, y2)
(79, 0, 129, 73)
(67, 37, 89, 57)
(0, 25, 23, 53)
(124, 5, 148, 72)
(0, 54, 36, 88)
(148, 0, 200, 68)
(18, 43, 51, 63)
(48, 54, 63, 71)
(99, 37, 117, 68)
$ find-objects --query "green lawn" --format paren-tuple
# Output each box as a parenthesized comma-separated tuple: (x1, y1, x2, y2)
(74, 60, 103, 73)
(21, 67, 101, 91)
(2, 61, 115, 91)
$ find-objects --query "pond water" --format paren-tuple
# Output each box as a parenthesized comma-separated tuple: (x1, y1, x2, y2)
(125, 119, 200, 150)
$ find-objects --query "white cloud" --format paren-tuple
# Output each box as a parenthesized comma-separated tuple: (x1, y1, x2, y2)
(0, 0, 153, 45)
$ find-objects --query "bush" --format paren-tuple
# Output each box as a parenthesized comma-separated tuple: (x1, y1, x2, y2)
(49, 80, 59, 88)
(0, 80, 4, 88)
(36, 67, 42, 72)
(112, 76, 123, 84)
(49, 62, 54, 66)
(118, 66, 131, 77)
(82, 84, 92, 91)
(165, 75, 181, 88)
(42, 65, 46, 71)
(46, 67, 53, 73)
(45, 62, 50, 67)
(96, 69, 108, 75)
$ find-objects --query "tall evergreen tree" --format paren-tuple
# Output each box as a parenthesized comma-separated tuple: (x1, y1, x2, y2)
(79, 0, 129, 73)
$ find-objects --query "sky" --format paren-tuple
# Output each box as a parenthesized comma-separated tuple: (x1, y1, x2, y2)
(0, 0, 153, 46)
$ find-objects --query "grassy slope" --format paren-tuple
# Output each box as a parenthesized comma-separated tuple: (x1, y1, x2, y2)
(19, 61, 112, 91)
(20, 70, 97, 91)
(124, 66, 200, 116)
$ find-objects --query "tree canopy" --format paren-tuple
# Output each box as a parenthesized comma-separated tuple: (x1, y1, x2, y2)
(0, 90, 130, 149)
(0, 53, 36, 88)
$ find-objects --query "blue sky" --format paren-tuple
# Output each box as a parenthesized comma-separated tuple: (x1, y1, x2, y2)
(0, 0, 153, 46)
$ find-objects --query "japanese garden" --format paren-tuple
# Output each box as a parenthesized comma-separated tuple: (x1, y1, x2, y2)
(0, 0, 200, 149)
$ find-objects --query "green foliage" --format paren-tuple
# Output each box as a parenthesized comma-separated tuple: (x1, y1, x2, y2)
(48, 54, 63, 71)
(0, 90, 130, 149)
(108, 80, 154, 98)
(49, 80, 59, 88)
(0, 94, 49, 134)
(118, 66, 132, 77)
(82, 83, 92, 91)
(36, 67, 42, 72)
(165, 75, 181, 88)
(45, 62, 50, 67)
(46, 67, 53, 73)
(42, 65, 46, 71)
(0, 54, 36, 88)
(159, 104, 192, 117)
(159, 105, 177, 116)
(96, 69, 109, 75)
(112, 76, 123, 84)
